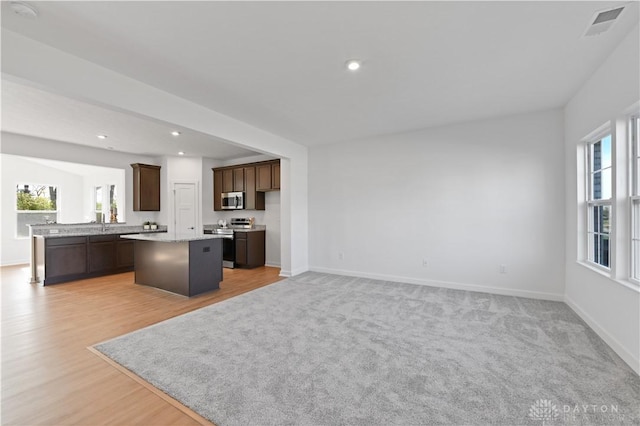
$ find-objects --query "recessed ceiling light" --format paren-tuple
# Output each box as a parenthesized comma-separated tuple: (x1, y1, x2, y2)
(97, 134, 108, 139)
(345, 59, 361, 71)
(178, 151, 185, 156)
(9, 1, 38, 19)
(171, 131, 181, 136)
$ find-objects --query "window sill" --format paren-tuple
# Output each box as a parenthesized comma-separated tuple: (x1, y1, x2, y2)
(576, 261, 640, 293)
(578, 260, 610, 275)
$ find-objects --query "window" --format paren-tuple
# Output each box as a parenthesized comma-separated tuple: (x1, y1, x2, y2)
(587, 135, 612, 268)
(16, 184, 58, 238)
(95, 186, 103, 221)
(631, 117, 640, 281)
(95, 184, 119, 223)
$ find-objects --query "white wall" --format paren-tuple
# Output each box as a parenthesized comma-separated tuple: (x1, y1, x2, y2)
(1, 154, 84, 265)
(564, 24, 640, 373)
(309, 109, 566, 300)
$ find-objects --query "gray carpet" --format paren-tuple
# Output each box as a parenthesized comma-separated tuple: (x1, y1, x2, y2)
(94, 272, 640, 425)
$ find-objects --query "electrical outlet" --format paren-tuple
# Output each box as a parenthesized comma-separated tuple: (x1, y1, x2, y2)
(422, 258, 428, 267)
(338, 252, 344, 260)
(499, 264, 507, 274)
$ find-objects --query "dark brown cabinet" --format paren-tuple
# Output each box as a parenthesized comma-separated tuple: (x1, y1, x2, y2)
(272, 162, 280, 190)
(233, 168, 245, 192)
(116, 238, 135, 268)
(38, 233, 141, 285)
(213, 160, 279, 211)
(131, 163, 161, 211)
(213, 169, 223, 211)
(222, 169, 234, 193)
(243, 167, 265, 211)
(220, 167, 245, 195)
(88, 235, 116, 273)
(44, 237, 87, 283)
(235, 235, 247, 266)
(257, 160, 280, 191)
(234, 230, 265, 269)
(257, 164, 272, 191)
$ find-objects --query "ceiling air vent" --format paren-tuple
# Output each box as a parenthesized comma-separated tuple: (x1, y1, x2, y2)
(583, 6, 625, 37)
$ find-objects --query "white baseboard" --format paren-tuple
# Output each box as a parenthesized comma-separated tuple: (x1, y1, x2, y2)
(1, 260, 29, 267)
(265, 262, 281, 268)
(290, 266, 309, 277)
(279, 269, 291, 278)
(308, 266, 565, 301)
(280, 266, 310, 278)
(565, 295, 640, 375)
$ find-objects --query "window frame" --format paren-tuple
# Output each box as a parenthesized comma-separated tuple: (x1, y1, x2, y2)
(630, 116, 640, 283)
(585, 134, 613, 271)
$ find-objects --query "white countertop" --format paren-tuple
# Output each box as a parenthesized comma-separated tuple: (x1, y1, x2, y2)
(121, 232, 229, 243)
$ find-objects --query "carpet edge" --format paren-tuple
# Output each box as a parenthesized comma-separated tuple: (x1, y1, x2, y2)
(86, 346, 216, 425)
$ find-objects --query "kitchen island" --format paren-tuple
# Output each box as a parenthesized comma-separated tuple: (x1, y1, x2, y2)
(122, 232, 228, 297)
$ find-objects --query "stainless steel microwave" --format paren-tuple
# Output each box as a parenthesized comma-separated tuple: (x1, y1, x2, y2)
(221, 192, 244, 210)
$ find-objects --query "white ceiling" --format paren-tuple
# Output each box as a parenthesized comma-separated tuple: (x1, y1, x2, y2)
(1, 1, 638, 150)
(0, 80, 261, 160)
(11, 154, 123, 177)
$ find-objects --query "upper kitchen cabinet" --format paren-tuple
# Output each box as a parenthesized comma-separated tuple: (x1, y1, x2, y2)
(257, 160, 281, 191)
(213, 160, 280, 211)
(213, 170, 223, 211)
(221, 167, 245, 193)
(243, 166, 264, 211)
(233, 168, 245, 192)
(271, 162, 280, 190)
(131, 163, 161, 211)
(222, 169, 234, 193)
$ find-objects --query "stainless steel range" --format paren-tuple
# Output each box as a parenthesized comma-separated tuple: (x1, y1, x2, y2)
(204, 217, 255, 268)
(229, 217, 255, 229)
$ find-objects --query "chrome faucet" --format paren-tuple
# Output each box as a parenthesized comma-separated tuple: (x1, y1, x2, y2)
(101, 214, 108, 232)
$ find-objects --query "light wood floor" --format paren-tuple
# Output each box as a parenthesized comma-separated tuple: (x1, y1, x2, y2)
(1, 264, 283, 425)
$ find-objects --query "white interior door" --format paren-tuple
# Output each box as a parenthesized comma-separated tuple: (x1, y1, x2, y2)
(174, 182, 197, 236)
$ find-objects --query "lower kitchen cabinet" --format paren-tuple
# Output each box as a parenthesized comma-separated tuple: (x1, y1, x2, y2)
(88, 235, 117, 273)
(44, 237, 88, 283)
(37, 233, 138, 285)
(234, 230, 265, 268)
(116, 238, 135, 268)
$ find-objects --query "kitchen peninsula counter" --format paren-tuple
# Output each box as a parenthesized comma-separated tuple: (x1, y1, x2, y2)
(30, 223, 168, 238)
(122, 233, 227, 297)
(29, 224, 167, 285)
